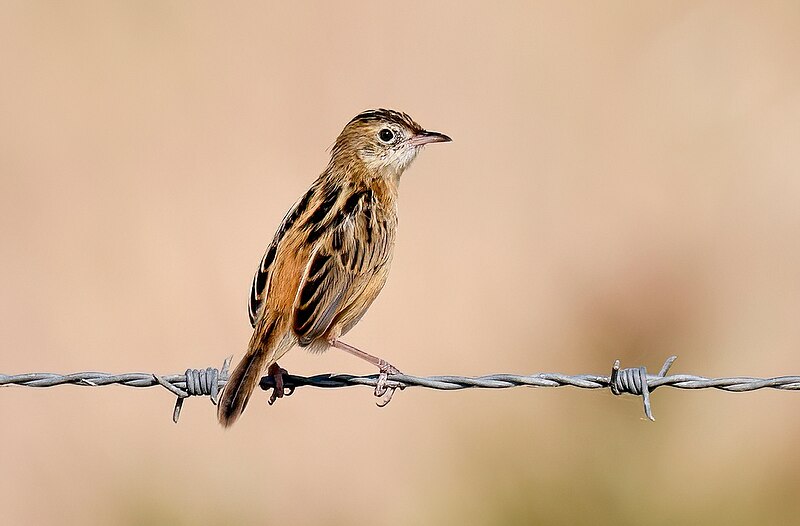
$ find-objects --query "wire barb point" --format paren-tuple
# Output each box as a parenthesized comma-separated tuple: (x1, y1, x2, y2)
(609, 356, 679, 421)
(151, 359, 231, 423)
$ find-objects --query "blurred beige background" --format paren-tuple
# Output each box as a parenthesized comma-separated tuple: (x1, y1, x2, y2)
(2, 1, 800, 524)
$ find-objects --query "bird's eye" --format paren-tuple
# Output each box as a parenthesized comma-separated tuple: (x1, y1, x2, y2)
(378, 128, 395, 143)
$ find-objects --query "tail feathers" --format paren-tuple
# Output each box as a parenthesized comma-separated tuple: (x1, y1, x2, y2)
(218, 318, 279, 427)
(217, 347, 269, 427)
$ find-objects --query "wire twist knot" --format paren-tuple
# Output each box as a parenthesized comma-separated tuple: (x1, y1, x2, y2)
(609, 355, 677, 421)
(153, 357, 230, 423)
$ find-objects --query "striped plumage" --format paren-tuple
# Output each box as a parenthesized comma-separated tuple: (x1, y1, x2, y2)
(218, 109, 451, 427)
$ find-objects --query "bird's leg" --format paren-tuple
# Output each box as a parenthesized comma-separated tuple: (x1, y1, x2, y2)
(267, 362, 293, 406)
(329, 339, 403, 406)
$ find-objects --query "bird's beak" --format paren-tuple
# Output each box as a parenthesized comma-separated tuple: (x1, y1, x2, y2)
(408, 130, 452, 146)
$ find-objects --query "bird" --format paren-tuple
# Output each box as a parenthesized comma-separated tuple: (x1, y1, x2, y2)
(217, 109, 451, 427)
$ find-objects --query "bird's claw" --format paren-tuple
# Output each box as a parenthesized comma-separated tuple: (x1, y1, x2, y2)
(374, 364, 403, 407)
(267, 364, 293, 406)
(268, 384, 295, 406)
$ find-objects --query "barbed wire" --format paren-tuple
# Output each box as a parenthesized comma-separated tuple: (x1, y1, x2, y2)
(3, 355, 800, 422)
(0, 358, 232, 423)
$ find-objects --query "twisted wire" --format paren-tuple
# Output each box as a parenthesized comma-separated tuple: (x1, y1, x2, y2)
(3, 356, 800, 422)
(0, 358, 230, 423)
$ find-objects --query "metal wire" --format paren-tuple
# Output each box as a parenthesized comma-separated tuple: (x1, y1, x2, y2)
(0, 358, 232, 423)
(3, 355, 800, 422)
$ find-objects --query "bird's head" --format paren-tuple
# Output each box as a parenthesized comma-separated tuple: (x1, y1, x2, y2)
(330, 109, 451, 179)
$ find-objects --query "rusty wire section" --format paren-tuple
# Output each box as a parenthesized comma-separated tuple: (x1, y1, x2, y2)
(3, 356, 800, 422)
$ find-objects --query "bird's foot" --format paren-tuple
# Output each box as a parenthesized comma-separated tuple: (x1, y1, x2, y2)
(267, 363, 294, 406)
(375, 362, 404, 407)
(327, 338, 404, 406)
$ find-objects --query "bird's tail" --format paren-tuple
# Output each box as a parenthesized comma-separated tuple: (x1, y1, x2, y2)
(217, 317, 279, 427)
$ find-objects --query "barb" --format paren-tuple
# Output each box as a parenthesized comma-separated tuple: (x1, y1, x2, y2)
(4, 356, 800, 422)
(0, 358, 231, 423)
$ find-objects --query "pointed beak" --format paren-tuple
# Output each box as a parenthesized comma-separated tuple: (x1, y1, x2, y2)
(408, 129, 452, 146)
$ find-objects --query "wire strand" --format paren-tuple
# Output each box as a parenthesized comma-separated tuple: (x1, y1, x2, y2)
(3, 356, 800, 422)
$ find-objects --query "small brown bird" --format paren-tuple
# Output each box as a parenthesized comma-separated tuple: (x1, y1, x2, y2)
(217, 109, 451, 427)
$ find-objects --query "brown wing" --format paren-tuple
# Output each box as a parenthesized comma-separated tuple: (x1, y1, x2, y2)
(291, 189, 390, 346)
(248, 187, 315, 327)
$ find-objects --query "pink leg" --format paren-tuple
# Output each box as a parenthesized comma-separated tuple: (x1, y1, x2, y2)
(329, 339, 403, 406)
